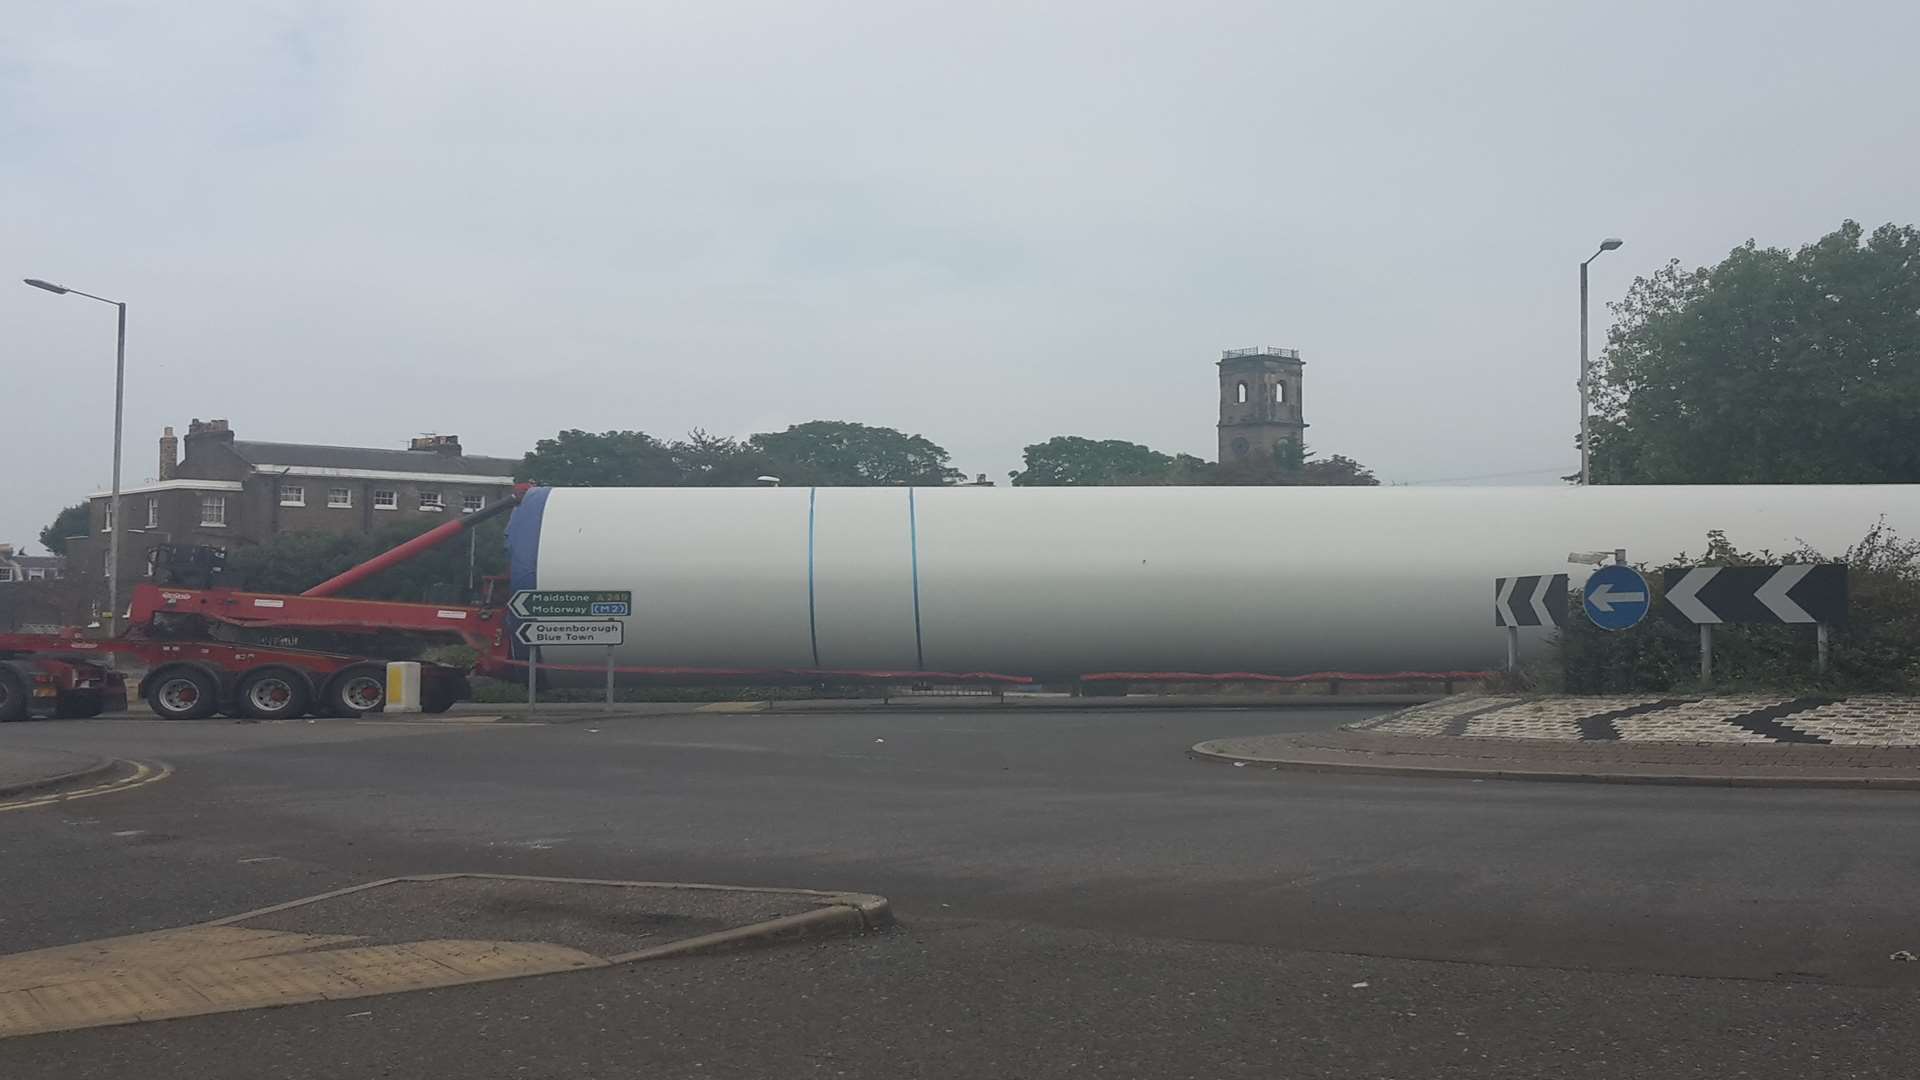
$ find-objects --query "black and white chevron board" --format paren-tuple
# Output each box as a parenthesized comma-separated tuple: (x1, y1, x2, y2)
(1662, 564, 1847, 625)
(1494, 574, 1568, 628)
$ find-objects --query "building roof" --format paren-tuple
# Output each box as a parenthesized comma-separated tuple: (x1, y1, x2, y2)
(5, 554, 66, 570)
(231, 441, 520, 480)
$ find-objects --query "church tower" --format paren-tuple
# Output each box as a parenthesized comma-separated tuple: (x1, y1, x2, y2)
(1217, 347, 1306, 463)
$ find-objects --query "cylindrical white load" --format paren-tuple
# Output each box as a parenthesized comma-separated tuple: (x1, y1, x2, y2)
(504, 485, 1918, 682)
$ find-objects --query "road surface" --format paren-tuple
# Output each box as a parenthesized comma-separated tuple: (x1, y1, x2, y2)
(3, 706, 1917, 1077)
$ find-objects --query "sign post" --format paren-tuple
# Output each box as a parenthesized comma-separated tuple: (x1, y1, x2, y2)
(509, 591, 631, 714)
(1663, 564, 1847, 683)
(1494, 574, 1568, 672)
(606, 645, 616, 711)
(527, 645, 539, 711)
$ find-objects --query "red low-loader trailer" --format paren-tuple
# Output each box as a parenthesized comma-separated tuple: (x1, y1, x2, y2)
(0, 491, 524, 722)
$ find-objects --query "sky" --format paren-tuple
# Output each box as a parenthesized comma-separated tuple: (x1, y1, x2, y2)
(5, 0, 1917, 553)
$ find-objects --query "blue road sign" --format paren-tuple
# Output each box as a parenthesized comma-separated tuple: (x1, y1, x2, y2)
(1583, 564, 1651, 631)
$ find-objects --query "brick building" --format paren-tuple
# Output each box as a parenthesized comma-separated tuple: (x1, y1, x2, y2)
(68, 420, 519, 591)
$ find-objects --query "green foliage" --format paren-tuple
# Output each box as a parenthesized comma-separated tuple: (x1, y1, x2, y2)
(222, 518, 509, 604)
(38, 502, 89, 555)
(1011, 436, 1378, 487)
(1590, 220, 1920, 483)
(1556, 524, 1920, 693)
(516, 429, 682, 487)
(517, 422, 961, 487)
(1009, 437, 1175, 485)
(748, 421, 963, 486)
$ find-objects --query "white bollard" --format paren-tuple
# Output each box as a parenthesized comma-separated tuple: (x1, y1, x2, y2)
(385, 662, 423, 714)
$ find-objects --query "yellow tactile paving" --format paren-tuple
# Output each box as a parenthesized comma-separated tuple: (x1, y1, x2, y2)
(0, 926, 607, 1038)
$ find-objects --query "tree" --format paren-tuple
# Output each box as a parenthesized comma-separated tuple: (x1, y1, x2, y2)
(516, 429, 682, 487)
(672, 429, 778, 487)
(1590, 220, 1920, 484)
(1015, 435, 1378, 487)
(1009, 437, 1175, 485)
(749, 421, 963, 486)
(39, 503, 89, 555)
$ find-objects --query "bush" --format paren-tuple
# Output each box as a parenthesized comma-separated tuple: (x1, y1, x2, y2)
(1556, 523, 1920, 694)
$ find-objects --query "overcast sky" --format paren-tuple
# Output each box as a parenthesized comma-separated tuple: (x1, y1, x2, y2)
(6, 1, 1916, 553)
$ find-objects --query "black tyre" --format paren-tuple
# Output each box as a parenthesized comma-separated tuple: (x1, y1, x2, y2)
(0, 670, 27, 723)
(236, 668, 312, 721)
(147, 667, 220, 720)
(419, 677, 460, 714)
(321, 666, 387, 717)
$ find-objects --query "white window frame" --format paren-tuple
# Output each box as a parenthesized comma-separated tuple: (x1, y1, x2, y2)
(0, 568, 13, 583)
(327, 486, 353, 509)
(146, 497, 160, 530)
(200, 494, 228, 527)
(418, 491, 445, 513)
(461, 493, 486, 514)
(102, 503, 114, 532)
(373, 489, 398, 511)
(280, 484, 306, 508)
(29, 567, 48, 581)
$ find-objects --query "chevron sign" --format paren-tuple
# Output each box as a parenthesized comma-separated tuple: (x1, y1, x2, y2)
(1494, 574, 1568, 628)
(1662, 564, 1848, 625)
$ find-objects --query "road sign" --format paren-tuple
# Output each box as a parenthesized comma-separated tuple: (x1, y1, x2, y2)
(508, 590, 632, 619)
(512, 620, 625, 647)
(1662, 564, 1847, 625)
(1582, 565, 1651, 631)
(1494, 574, 1567, 628)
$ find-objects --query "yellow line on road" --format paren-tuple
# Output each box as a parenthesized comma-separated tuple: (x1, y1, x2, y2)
(0, 761, 172, 814)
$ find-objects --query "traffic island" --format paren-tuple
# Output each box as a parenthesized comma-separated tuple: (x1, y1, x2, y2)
(0, 873, 891, 1039)
(0, 746, 117, 800)
(1192, 694, 1920, 788)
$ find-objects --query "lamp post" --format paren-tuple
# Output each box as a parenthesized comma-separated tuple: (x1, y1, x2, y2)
(1579, 239, 1623, 486)
(24, 278, 127, 637)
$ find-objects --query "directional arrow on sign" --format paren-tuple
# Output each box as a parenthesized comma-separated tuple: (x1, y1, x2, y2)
(1494, 573, 1567, 627)
(1587, 581, 1647, 613)
(1662, 564, 1846, 625)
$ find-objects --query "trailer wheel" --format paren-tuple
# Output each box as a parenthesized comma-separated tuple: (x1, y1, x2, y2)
(0, 670, 26, 723)
(147, 667, 219, 720)
(237, 668, 312, 721)
(322, 666, 387, 717)
(420, 683, 456, 714)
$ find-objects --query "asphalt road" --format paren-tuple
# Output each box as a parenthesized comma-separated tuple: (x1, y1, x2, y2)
(3, 706, 1919, 1078)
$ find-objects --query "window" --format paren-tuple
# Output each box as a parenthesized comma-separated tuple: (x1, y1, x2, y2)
(373, 489, 398, 510)
(462, 493, 486, 514)
(102, 503, 114, 531)
(1274, 382, 1286, 404)
(328, 487, 353, 508)
(200, 494, 227, 527)
(28, 568, 47, 581)
(280, 484, 305, 507)
(418, 491, 444, 512)
(1235, 382, 1248, 404)
(0, 568, 12, 583)
(146, 497, 159, 530)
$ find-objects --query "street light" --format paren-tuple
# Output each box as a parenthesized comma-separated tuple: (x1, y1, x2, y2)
(1579, 238, 1623, 485)
(24, 278, 128, 638)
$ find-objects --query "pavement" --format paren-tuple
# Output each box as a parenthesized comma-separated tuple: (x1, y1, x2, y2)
(0, 746, 113, 798)
(1192, 694, 1920, 787)
(5, 705, 1920, 1077)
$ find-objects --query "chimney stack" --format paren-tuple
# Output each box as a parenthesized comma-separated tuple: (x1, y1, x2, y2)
(408, 434, 463, 456)
(159, 426, 178, 481)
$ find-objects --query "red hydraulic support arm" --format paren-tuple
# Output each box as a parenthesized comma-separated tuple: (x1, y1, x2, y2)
(302, 485, 528, 598)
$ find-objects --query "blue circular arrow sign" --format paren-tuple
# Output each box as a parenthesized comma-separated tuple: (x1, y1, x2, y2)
(1583, 564, 1651, 631)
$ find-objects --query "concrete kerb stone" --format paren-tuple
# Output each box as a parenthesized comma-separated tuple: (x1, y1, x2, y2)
(1187, 738, 1920, 790)
(0, 752, 120, 801)
(463, 693, 1440, 723)
(206, 872, 895, 956)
